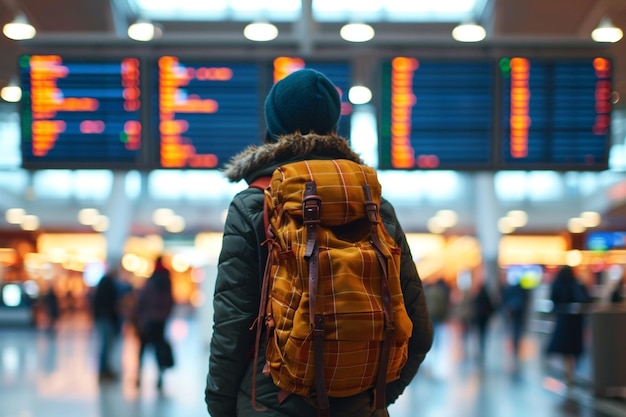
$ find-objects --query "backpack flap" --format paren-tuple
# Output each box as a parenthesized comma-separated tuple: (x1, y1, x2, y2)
(270, 159, 383, 227)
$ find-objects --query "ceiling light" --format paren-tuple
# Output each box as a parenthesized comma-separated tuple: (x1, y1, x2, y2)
(567, 218, 586, 234)
(165, 215, 185, 233)
(20, 215, 39, 231)
(93, 215, 109, 232)
(580, 211, 601, 228)
(153, 208, 175, 226)
(506, 210, 528, 228)
(5, 208, 26, 224)
(591, 17, 623, 43)
(243, 21, 278, 42)
(340, 23, 375, 43)
(452, 22, 486, 42)
(2, 13, 36, 41)
(497, 217, 515, 234)
(128, 18, 160, 42)
(426, 217, 446, 234)
(78, 208, 100, 225)
(348, 86, 372, 104)
(435, 209, 458, 228)
(1, 84, 21, 102)
(0, 77, 21, 103)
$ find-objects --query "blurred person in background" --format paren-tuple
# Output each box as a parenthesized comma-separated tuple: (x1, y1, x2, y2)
(43, 281, 60, 332)
(425, 278, 451, 326)
(546, 265, 592, 386)
(610, 275, 624, 304)
(92, 267, 121, 382)
(134, 256, 175, 390)
(452, 281, 474, 357)
(502, 281, 530, 366)
(424, 278, 451, 358)
(472, 282, 496, 363)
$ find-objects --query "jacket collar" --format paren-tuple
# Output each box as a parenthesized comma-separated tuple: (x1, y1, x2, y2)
(223, 133, 364, 183)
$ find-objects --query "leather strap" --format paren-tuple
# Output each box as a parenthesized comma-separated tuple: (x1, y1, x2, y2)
(302, 181, 329, 416)
(302, 181, 321, 328)
(303, 181, 321, 260)
(363, 184, 394, 410)
(313, 315, 329, 416)
(250, 236, 277, 412)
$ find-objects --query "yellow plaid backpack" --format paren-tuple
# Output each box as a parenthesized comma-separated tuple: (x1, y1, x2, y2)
(250, 159, 413, 416)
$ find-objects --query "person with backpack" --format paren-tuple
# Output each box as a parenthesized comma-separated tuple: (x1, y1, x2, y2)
(205, 69, 433, 417)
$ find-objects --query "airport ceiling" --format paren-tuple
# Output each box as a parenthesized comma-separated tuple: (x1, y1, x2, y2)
(1, 0, 626, 104)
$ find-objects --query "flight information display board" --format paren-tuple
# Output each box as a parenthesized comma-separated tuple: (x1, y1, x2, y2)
(498, 57, 611, 170)
(18, 54, 612, 173)
(154, 57, 262, 168)
(379, 57, 494, 170)
(271, 57, 352, 139)
(20, 55, 143, 169)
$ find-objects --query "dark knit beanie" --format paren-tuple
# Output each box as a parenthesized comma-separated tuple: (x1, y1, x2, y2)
(264, 69, 341, 142)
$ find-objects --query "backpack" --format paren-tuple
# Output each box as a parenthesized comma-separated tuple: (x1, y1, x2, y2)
(250, 159, 413, 415)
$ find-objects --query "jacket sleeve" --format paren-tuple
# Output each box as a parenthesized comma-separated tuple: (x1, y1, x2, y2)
(380, 200, 433, 405)
(205, 190, 264, 417)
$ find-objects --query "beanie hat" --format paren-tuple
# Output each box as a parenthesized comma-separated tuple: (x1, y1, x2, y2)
(264, 69, 341, 142)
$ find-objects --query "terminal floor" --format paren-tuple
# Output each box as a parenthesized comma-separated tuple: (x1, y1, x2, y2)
(0, 313, 624, 417)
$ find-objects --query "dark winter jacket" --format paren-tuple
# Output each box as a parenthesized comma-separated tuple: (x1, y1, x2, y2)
(135, 268, 174, 331)
(205, 134, 433, 417)
(93, 273, 119, 325)
(547, 266, 591, 357)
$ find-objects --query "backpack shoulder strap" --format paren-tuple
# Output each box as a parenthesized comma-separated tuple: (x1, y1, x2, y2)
(363, 184, 393, 410)
(248, 175, 273, 412)
(248, 176, 271, 240)
(302, 181, 330, 415)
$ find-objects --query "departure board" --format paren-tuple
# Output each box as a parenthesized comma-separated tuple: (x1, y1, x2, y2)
(154, 57, 261, 168)
(498, 57, 611, 170)
(379, 57, 494, 170)
(20, 55, 143, 169)
(271, 57, 352, 139)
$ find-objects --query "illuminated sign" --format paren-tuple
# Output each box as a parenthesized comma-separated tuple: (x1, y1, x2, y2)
(155, 57, 261, 168)
(508, 58, 530, 158)
(20, 55, 143, 169)
(272, 57, 352, 139)
(498, 57, 611, 170)
(379, 57, 494, 170)
(585, 231, 626, 251)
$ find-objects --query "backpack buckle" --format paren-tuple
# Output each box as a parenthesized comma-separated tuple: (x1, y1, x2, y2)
(303, 195, 321, 224)
(364, 201, 378, 223)
(363, 185, 379, 223)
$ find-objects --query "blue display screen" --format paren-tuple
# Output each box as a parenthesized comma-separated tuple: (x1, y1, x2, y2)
(20, 55, 611, 172)
(498, 57, 611, 171)
(153, 57, 262, 169)
(20, 55, 144, 169)
(379, 57, 494, 170)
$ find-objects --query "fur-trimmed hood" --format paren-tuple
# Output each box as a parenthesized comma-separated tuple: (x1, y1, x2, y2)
(223, 133, 364, 183)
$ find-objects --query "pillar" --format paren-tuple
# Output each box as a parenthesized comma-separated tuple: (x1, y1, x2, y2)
(103, 171, 134, 268)
(474, 172, 501, 287)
